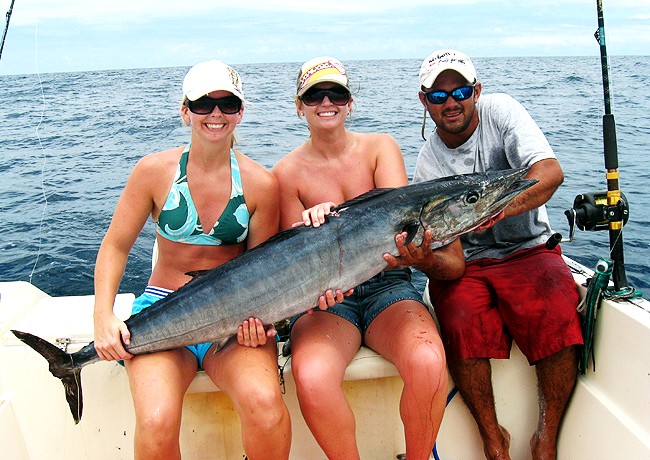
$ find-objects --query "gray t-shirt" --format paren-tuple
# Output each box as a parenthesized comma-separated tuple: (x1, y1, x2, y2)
(413, 93, 556, 261)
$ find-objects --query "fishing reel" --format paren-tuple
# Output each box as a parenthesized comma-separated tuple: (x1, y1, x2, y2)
(569, 190, 629, 231)
(547, 190, 629, 249)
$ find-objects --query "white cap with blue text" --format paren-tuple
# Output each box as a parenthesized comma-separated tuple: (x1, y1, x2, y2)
(419, 49, 477, 89)
(182, 59, 245, 102)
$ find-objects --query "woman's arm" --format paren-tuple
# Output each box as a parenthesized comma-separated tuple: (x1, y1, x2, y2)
(93, 155, 160, 360)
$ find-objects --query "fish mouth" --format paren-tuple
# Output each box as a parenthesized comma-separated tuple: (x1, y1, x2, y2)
(497, 178, 536, 204)
(481, 168, 536, 217)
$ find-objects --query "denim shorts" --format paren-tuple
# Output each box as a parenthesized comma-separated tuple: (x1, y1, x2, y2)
(129, 286, 213, 369)
(290, 268, 425, 334)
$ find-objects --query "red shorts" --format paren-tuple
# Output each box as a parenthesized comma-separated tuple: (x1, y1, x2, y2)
(428, 244, 583, 364)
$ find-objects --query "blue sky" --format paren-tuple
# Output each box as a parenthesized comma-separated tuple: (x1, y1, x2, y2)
(0, 0, 648, 75)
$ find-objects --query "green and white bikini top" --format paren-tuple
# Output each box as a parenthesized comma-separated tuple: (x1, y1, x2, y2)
(156, 144, 250, 246)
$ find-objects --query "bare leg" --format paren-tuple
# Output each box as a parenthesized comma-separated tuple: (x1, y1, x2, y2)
(448, 358, 511, 460)
(290, 312, 362, 460)
(204, 338, 291, 460)
(365, 300, 448, 460)
(126, 348, 198, 460)
(530, 345, 578, 460)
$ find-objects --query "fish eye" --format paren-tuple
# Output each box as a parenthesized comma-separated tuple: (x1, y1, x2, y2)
(465, 191, 480, 204)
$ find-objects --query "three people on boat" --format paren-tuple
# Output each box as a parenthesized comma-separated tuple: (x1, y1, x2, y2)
(93, 52, 581, 460)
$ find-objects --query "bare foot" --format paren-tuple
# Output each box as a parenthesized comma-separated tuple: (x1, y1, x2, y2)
(530, 431, 557, 460)
(483, 425, 511, 460)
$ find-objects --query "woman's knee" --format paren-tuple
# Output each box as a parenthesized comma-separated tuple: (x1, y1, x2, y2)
(236, 383, 288, 428)
(292, 355, 343, 394)
(398, 340, 447, 387)
(137, 404, 182, 438)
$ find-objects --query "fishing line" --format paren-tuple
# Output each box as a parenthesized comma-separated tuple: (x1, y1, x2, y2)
(28, 12, 48, 285)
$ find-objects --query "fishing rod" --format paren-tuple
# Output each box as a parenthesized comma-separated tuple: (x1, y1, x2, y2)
(562, 0, 631, 291)
(554, 0, 637, 375)
(0, 0, 16, 62)
(593, 0, 629, 290)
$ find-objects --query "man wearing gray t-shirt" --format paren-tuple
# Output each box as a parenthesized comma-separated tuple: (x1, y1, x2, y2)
(390, 49, 583, 460)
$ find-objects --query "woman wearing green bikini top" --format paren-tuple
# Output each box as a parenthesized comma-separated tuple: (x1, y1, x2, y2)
(93, 59, 290, 459)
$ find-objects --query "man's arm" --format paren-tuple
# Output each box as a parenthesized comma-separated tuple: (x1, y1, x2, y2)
(502, 158, 564, 218)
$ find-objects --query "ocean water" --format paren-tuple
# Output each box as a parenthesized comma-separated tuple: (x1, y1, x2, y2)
(0, 56, 648, 297)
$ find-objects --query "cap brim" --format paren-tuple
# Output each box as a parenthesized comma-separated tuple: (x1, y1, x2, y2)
(297, 77, 350, 97)
(420, 65, 476, 89)
(186, 88, 245, 102)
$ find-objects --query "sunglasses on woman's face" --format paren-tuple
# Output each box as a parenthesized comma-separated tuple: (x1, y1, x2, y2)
(300, 87, 351, 106)
(424, 85, 475, 105)
(184, 95, 242, 114)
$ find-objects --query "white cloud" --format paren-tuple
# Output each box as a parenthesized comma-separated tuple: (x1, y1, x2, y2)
(1, 0, 445, 24)
(1, 0, 647, 75)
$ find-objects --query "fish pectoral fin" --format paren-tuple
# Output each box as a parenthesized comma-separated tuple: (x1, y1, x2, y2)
(401, 221, 420, 246)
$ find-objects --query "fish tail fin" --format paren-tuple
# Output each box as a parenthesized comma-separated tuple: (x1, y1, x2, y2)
(11, 329, 84, 424)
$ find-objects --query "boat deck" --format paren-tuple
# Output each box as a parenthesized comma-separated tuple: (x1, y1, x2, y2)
(1, 259, 649, 459)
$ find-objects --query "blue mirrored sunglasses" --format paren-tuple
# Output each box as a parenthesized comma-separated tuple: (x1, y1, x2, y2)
(424, 85, 475, 105)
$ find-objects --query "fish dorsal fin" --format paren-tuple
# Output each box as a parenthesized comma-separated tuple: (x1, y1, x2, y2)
(185, 269, 211, 279)
(185, 269, 210, 278)
(332, 187, 394, 213)
(173, 269, 213, 290)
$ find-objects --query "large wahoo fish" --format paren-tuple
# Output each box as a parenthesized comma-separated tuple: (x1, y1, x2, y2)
(12, 168, 535, 423)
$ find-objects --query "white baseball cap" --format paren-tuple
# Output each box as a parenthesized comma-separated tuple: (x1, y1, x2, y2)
(182, 59, 245, 102)
(419, 49, 477, 89)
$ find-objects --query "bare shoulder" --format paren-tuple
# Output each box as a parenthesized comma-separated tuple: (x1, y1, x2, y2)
(272, 144, 308, 182)
(350, 132, 402, 163)
(133, 146, 184, 177)
(111, 147, 184, 223)
(120, 148, 181, 198)
(354, 132, 400, 149)
(353, 132, 407, 187)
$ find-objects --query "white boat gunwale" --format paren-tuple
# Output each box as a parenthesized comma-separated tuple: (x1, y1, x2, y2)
(2, 255, 649, 459)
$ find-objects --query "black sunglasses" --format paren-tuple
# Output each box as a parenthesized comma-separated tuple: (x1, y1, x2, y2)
(184, 95, 242, 115)
(424, 85, 475, 105)
(300, 87, 351, 106)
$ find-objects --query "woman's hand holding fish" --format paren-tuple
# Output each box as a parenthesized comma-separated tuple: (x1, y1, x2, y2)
(237, 317, 276, 347)
(309, 288, 353, 314)
(94, 313, 133, 361)
(294, 202, 337, 228)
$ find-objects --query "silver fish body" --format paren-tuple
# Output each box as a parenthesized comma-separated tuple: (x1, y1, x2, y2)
(12, 167, 535, 423)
